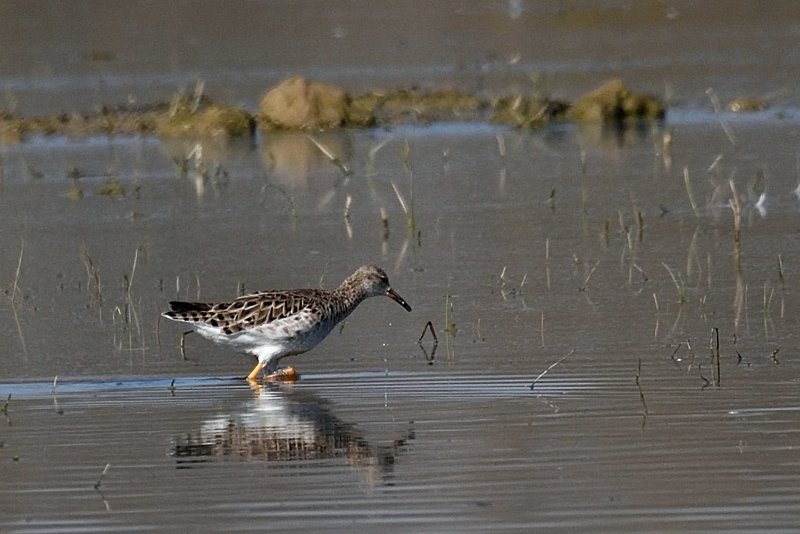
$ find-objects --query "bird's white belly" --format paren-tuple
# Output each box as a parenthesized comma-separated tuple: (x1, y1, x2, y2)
(194, 315, 336, 359)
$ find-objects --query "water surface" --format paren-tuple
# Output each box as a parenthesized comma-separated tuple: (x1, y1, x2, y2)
(2, 1, 800, 532)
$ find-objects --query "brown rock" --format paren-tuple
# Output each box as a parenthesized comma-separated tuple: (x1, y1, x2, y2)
(258, 77, 348, 130)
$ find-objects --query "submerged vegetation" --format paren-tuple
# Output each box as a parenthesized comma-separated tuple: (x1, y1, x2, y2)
(0, 76, 666, 143)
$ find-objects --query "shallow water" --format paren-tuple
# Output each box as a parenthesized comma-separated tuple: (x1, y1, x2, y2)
(3, 1, 800, 532)
(3, 372, 800, 532)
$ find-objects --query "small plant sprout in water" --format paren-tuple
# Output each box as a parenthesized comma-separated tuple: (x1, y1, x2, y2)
(307, 135, 352, 176)
(497, 266, 527, 299)
(418, 320, 439, 344)
(709, 327, 721, 387)
(621, 214, 634, 254)
(683, 166, 701, 217)
(661, 128, 673, 171)
(187, 143, 207, 181)
(191, 79, 205, 113)
(543, 237, 552, 289)
(627, 262, 647, 291)
(401, 138, 412, 174)
(390, 139, 416, 235)
(707, 153, 723, 174)
(94, 462, 113, 509)
(685, 228, 702, 287)
(530, 349, 574, 391)
(442, 294, 457, 361)
(652, 293, 660, 338)
(343, 194, 352, 220)
(706, 87, 737, 146)
(471, 317, 486, 343)
(81, 246, 103, 317)
(635, 209, 644, 243)
(365, 138, 392, 178)
(669, 340, 695, 364)
(444, 295, 457, 337)
(379, 207, 389, 242)
(763, 282, 776, 337)
(540, 311, 545, 347)
(6, 241, 28, 360)
(417, 321, 439, 364)
(749, 170, 768, 216)
(729, 180, 743, 268)
(496, 133, 506, 158)
(94, 462, 111, 490)
(2, 394, 10, 426)
(112, 247, 145, 354)
(661, 262, 688, 304)
(580, 149, 588, 177)
(52, 383, 64, 416)
(343, 195, 353, 239)
(390, 180, 414, 235)
(9, 238, 24, 305)
(635, 357, 649, 417)
(579, 260, 601, 292)
(546, 188, 556, 210)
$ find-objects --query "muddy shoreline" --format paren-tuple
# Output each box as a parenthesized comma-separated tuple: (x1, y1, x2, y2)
(0, 77, 666, 142)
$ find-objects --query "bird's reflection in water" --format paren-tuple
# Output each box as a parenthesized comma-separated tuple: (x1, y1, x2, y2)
(172, 383, 413, 485)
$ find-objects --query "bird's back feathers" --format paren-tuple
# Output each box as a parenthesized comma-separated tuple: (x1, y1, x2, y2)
(162, 290, 328, 335)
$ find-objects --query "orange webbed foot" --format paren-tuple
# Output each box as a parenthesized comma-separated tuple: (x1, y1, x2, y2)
(265, 366, 300, 383)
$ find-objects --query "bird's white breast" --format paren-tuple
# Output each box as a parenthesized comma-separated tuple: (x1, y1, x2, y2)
(193, 311, 337, 359)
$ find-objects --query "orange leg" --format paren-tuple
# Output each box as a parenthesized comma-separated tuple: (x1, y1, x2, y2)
(246, 361, 264, 381)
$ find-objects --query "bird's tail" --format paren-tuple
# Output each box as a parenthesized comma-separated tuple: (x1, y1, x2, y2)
(162, 301, 214, 323)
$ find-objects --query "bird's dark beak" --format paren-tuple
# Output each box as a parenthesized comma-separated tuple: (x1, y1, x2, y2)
(386, 288, 412, 312)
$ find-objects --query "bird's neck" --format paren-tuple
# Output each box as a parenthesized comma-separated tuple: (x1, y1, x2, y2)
(332, 278, 367, 311)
